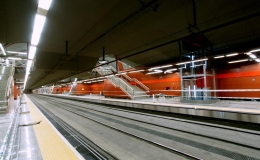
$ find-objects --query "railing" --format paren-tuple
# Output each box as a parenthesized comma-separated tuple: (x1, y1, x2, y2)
(107, 76, 134, 98)
(97, 66, 135, 99)
(108, 66, 149, 92)
(69, 84, 75, 94)
(0, 98, 21, 160)
(3, 65, 15, 99)
(116, 77, 134, 98)
(96, 65, 151, 99)
(117, 72, 149, 93)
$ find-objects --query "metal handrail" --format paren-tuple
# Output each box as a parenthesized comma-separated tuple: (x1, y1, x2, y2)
(104, 65, 150, 96)
(133, 78, 149, 92)
(119, 72, 150, 92)
(4, 65, 14, 99)
(97, 66, 134, 98)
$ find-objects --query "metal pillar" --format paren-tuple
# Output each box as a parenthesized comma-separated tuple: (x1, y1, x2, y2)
(203, 64, 207, 99)
(180, 69, 183, 98)
(212, 68, 217, 97)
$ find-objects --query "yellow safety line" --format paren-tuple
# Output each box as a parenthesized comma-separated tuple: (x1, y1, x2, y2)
(24, 95, 82, 160)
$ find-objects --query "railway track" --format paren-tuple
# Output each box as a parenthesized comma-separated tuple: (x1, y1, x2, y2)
(28, 94, 260, 160)
(29, 96, 118, 160)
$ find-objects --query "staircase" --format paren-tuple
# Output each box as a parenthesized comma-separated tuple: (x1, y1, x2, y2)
(97, 64, 149, 99)
(0, 65, 15, 113)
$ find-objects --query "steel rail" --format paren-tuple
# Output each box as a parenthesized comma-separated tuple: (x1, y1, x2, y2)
(28, 96, 118, 160)
(32, 96, 202, 160)
(47, 98, 260, 151)
(44, 95, 260, 136)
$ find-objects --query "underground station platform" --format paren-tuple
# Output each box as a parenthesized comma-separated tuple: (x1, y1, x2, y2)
(1, 93, 260, 160)
(1, 0, 260, 159)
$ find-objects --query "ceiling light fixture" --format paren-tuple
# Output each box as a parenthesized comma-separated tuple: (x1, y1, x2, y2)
(128, 70, 144, 73)
(26, 60, 33, 73)
(7, 51, 27, 54)
(31, 14, 46, 45)
(255, 58, 260, 62)
(146, 71, 163, 75)
(164, 68, 177, 74)
(228, 59, 248, 64)
(176, 58, 208, 65)
(226, 53, 238, 57)
(28, 46, 37, 59)
(249, 54, 257, 59)
(0, 43, 6, 55)
(214, 55, 224, 59)
(7, 57, 22, 60)
(148, 64, 172, 71)
(165, 68, 177, 72)
(250, 49, 260, 53)
(38, 0, 53, 10)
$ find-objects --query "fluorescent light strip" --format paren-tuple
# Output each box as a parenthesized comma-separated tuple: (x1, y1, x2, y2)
(0, 43, 6, 55)
(176, 58, 207, 65)
(149, 64, 172, 70)
(250, 49, 260, 53)
(165, 68, 177, 72)
(226, 53, 238, 57)
(214, 55, 224, 59)
(23, 72, 30, 88)
(31, 14, 46, 45)
(26, 60, 33, 73)
(228, 59, 248, 64)
(128, 70, 144, 73)
(255, 59, 260, 62)
(24, 0, 52, 90)
(160, 64, 173, 68)
(28, 46, 37, 59)
(146, 71, 163, 75)
(249, 54, 257, 59)
(7, 51, 27, 54)
(38, 0, 53, 10)
(7, 57, 22, 60)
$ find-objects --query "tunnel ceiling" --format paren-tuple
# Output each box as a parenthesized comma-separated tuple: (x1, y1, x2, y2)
(1, 0, 260, 89)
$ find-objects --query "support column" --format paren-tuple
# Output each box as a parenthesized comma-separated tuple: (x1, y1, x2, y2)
(213, 68, 217, 98)
(13, 84, 18, 100)
(203, 64, 207, 100)
(180, 69, 183, 98)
